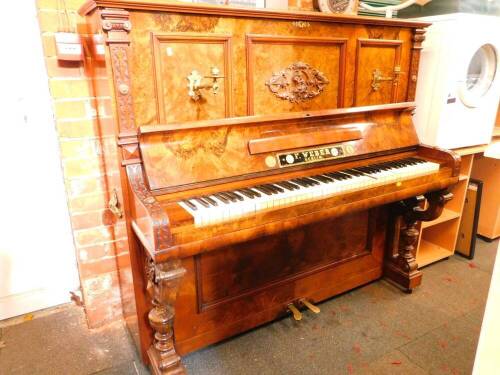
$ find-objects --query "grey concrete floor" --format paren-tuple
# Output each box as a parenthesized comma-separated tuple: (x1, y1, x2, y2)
(0, 238, 497, 375)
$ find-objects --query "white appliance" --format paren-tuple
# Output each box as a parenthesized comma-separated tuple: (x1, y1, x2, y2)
(412, 13, 500, 149)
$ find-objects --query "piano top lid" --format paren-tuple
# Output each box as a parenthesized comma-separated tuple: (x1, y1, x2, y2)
(138, 102, 420, 193)
(139, 102, 416, 135)
(79, 0, 431, 28)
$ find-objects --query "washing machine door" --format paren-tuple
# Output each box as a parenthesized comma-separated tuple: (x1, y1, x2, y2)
(459, 43, 498, 108)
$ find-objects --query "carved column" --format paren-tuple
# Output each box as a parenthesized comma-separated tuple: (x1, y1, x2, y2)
(384, 189, 453, 293)
(100, 8, 140, 166)
(407, 28, 426, 101)
(146, 257, 187, 375)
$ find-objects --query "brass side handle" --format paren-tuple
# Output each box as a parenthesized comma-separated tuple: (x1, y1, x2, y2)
(187, 66, 225, 101)
(371, 66, 401, 91)
(109, 188, 123, 218)
(287, 304, 302, 321)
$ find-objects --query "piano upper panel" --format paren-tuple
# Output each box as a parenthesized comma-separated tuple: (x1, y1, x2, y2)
(80, 2, 429, 126)
(140, 103, 419, 192)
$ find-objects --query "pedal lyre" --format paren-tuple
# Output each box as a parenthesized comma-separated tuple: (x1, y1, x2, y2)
(300, 299, 320, 314)
(287, 303, 302, 321)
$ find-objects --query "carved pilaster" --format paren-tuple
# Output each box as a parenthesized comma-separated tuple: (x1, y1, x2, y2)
(384, 189, 453, 293)
(146, 257, 187, 375)
(407, 28, 426, 101)
(100, 8, 139, 165)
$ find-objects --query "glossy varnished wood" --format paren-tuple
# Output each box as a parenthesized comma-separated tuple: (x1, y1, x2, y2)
(81, 1, 427, 126)
(78, 3, 460, 374)
(139, 104, 419, 191)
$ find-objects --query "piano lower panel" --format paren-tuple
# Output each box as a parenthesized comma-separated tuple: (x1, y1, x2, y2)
(172, 207, 386, 355)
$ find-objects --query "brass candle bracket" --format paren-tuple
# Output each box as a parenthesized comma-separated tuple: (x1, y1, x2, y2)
(371, 66, 401, 91)
(109, 188, 123, 218)
(187, 67, 224, 101)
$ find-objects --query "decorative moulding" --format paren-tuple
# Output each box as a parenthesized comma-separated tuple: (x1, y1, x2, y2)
(265, 62, 330, 103)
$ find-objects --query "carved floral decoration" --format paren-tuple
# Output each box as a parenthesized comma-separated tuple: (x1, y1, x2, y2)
(265, 62, 330, 103)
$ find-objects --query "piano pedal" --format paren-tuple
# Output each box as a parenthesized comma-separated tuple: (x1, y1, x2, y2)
(287, 303, 303, 321)
(299, 298, 321, 314)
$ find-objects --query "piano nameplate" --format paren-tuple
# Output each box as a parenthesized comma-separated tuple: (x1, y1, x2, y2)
(277, 143, 355, 167)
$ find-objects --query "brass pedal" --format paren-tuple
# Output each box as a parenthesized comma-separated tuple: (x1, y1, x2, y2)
(287, 303, 302, 321)
(300, 298, 320, 314)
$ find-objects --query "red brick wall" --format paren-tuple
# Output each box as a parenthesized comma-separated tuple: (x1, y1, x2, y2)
(36, 0, 314, 328)
(37, 0, 126, 328)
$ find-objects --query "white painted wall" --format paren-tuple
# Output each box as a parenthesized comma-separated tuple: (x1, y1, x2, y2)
(0, 2, 80, 320)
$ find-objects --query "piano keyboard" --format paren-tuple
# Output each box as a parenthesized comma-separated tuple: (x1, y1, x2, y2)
(178, 157, 440, 226)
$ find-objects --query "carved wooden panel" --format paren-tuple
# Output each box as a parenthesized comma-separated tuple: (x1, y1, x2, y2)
(354, 39, 402, 106)
(246, 35, 347, 115)
(126, 11, 417, 125)
(152, 33, 233, 123)
(196, 210, 374, 310)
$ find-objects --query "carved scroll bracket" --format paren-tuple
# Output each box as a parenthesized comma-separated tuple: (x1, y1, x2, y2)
(127, 164, 173, 251)
(145, 257, 187, 375)
(266, 62, 329, 103)
(384, 189, 453, 293)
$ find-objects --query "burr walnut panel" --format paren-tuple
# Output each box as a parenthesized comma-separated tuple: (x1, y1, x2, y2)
(354, 39, 403, 106)
(245, 35, 347, 115)
(152, 33, 233, 123)
(196, 210, 373, 310)
(125, 10, 416, 125)
(139, 104, 419, 191)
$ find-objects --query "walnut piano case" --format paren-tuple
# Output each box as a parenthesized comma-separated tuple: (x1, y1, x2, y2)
(79, 2, 459, 374)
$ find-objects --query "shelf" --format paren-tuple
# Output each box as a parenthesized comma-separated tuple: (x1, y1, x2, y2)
(453, 144, 488, 156)
(421, 208, 460, 229)
(459, 174, 469, 181)
(417, 240, 454, 268)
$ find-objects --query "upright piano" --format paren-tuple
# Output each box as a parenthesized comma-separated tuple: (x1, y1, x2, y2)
(80, 2, 460, 374)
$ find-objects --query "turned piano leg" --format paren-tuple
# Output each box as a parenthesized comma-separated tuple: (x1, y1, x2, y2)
(145, 257, 187, 375)
(384, 189, 453, 293)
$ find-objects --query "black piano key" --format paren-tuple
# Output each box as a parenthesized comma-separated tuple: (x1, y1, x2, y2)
(292, 179, 309, 187)
(345, 169, 362, 176)
(276, 182, 293, 191)
(341, 171, 359, 178)
(318, 174, 334, 181)
(312, 175, 331, 183)
(204, 196, 218, 206)
(255, 186, 273, 195)
(195, 197, 210, 208)
(283, 181, 298, 190)
(298, 178, 315, 186)
(182, 199, 198, 211)
(214, 193, 230, 203)
(337, 171, 354, 178)
(268, 184, 285, 193)
(246, 188, 261, 197)
(229, 191, 245, 201)
(324, 173, 341, 180)
(221, 192, 238, 202)
(284, 181, 300, 190)
(303, 177, 320, 185)
(238, 189, 254, 199)
(263, 184, 279, 194)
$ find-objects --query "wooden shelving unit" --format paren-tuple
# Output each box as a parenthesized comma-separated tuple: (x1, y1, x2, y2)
(415, 152, 475, 267)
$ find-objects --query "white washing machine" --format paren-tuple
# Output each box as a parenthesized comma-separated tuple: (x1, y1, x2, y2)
(412, 13, 500, 149)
